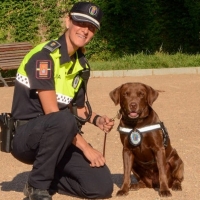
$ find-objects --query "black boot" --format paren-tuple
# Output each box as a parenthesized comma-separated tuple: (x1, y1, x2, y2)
(23, 182, 52, 200)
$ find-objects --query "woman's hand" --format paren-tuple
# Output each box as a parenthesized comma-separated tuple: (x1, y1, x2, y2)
(82, 144, 106, 167)
(73, 133, 105, 167)
(96, 115, 115, 133)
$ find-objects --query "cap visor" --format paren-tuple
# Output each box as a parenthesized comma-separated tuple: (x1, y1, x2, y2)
(71, 15, 100, 30)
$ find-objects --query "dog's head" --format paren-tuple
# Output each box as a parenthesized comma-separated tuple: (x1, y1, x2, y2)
(109, 82, 159, 120)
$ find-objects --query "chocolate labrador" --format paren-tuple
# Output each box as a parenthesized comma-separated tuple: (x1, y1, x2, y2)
(109, 82, 184, 197)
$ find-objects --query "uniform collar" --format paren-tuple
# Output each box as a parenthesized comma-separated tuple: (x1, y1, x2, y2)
(57, 33, 71, 65)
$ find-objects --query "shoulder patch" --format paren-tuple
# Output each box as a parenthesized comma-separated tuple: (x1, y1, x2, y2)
(36, 60, 52, 79)
(43, 40, 61, 52)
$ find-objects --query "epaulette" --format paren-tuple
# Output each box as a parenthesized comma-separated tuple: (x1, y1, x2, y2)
(43, 40, 61, 52)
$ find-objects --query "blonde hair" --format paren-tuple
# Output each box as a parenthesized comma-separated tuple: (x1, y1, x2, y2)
(80, 46, 86, 54)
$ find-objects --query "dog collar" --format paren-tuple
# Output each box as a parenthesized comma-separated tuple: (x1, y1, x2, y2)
(117, 122, 169, 147)
(118, 123, 162, 134)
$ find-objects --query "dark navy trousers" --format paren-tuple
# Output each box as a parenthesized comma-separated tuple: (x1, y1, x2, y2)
(11, 109, 113, 199)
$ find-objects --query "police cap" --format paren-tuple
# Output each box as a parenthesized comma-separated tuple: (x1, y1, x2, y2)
(70, 2, 103, 30)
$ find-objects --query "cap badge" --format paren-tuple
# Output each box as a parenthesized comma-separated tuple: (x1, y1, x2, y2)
(89, 6, 98, 16)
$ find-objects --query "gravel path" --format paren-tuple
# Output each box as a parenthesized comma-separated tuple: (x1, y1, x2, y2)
(0, 74, 200, 200)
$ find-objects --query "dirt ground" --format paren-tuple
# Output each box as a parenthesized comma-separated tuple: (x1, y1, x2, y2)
(0, 74, 200, 200)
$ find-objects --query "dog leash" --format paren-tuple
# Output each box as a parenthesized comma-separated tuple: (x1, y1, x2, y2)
(103, 111, 121, 157)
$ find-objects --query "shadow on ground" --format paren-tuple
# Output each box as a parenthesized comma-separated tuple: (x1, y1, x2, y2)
(0, 171, 29, 199)
(0, 171, 29, 192)
(0, 170, 157, 199)
(111, 173, 138, 188)
(0, 172, 137, 192)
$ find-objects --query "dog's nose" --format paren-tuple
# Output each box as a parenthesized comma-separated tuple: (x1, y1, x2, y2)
(129, 102, 137, 110)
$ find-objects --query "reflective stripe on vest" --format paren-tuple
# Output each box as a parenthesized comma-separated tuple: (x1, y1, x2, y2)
(17, 41, 88, 104)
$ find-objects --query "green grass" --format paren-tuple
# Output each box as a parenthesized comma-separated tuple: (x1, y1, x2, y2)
(89, 52, 200, 71)
(1, 69, 17, 78)
(1, 52, 200, 78)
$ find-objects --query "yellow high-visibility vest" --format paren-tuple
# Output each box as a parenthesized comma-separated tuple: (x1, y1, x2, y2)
(17, 40, 89, 105)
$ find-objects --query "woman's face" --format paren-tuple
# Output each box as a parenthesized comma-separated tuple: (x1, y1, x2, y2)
(66, 16, 97, 51)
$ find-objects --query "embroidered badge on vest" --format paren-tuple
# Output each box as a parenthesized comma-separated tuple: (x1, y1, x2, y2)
(44, 40, 61, 52)
(72, 75, 80, 88)
(36, 60, 52, 79)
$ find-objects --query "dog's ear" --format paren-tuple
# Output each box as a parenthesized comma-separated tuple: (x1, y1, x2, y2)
(109, 86, 121, 105)
(145, 85, 159, 106)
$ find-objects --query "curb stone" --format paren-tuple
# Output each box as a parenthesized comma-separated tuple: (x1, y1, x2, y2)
(90, 67, 200, 77)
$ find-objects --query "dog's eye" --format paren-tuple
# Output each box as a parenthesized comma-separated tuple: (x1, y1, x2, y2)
(138, 92, 144, 98)
(123, 92, 129, 97)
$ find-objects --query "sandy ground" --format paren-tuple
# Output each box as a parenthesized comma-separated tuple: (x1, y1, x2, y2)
(0, 74, 200, 200)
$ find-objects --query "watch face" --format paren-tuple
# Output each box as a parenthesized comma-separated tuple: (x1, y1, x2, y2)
(129, 131, 141, 146)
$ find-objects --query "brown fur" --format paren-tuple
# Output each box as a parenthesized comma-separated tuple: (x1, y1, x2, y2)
(109, 82, 184, 197)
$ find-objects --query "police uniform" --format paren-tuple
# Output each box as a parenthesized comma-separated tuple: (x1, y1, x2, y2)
(11, 33, 113, 198)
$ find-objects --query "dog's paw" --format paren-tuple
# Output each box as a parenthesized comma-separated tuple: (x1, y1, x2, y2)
(171, 181, 182, 191)
(159, 190, 172, 197)
(130, 181, 146, 190)
(130, 183, 139, 191)
(116, 189, 129, 196)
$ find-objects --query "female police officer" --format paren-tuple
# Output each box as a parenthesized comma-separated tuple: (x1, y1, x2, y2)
(11, 2, 114, 200)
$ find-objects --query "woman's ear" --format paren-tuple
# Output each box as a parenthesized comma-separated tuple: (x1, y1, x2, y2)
(65, 15, 70, 29)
